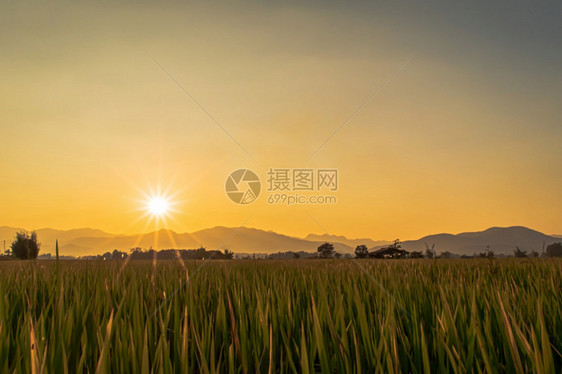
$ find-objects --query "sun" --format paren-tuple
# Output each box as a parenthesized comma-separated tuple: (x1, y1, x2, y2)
(135, 184, 182, 226)
(145, 196, 170, 217)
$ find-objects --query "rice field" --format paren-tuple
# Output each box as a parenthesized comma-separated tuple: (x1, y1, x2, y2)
(0, 258, 560, 373)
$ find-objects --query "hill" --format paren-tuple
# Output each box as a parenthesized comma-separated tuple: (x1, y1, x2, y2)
(1, 225, 560, 257)
(0, 226, 115, 254)
(397, 226, 561, 256)
(0, 226, 355, 256)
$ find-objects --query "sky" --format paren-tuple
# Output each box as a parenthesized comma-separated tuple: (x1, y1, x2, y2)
(1, 0, 561, 242)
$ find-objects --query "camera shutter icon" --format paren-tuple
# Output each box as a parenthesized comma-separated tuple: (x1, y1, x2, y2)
(225, 169, 261, 204)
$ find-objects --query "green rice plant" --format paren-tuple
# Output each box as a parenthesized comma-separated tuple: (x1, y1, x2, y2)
(0, 259, 560, 373)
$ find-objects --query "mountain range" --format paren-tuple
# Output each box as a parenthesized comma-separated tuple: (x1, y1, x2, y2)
(399, 226, 560, 255)
(0, 226, 360, 256)
(0, 225, 560, 257)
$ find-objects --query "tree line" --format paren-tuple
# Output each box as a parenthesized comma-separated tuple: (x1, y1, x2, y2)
(98, 247, 234, 260)
(2, 231, 235, 260)
(315, 240, 562, 259)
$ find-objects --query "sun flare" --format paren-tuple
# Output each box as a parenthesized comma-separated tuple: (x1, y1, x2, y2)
(145, 196, 170, 217)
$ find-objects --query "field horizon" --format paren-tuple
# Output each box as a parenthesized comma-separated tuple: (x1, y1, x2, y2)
(1, 224, 561, 257)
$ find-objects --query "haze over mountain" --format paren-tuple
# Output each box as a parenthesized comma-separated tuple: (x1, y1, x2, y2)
(1, 225, 560, 257)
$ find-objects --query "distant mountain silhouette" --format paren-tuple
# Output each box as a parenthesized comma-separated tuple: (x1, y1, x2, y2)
(0, 226, 354, 256)
(1, 225, 559, 257)
(0, 226, 114, 254)
(396, 226, 561, 255)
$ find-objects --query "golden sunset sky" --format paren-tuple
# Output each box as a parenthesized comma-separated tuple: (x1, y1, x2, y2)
(1, 1, 561, 241)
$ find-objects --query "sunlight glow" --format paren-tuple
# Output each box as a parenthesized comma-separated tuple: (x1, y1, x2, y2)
(132, 181, 188, 244)
(145, 196, 171, 217)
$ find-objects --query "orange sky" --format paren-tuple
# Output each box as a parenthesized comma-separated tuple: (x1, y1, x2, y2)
(1, 1, 561, 241)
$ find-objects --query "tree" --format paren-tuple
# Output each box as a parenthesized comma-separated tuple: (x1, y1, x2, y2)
(11, 231, 40, 260)
(410, 251, 424, 259)
(223, 249, 234, 259)
(355, 245, 369, 259)
(112, 249, 127, 259)
(424, 242, 435, 259)
(485, 246, 495, 259)
(513, 247, 527, 258)
(317, 243, 335, 259)
(391, 239, 402, 249)
(529, 250, 539, 258)
(546, 242, 562, 257)
(440, 251, 452, 259)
